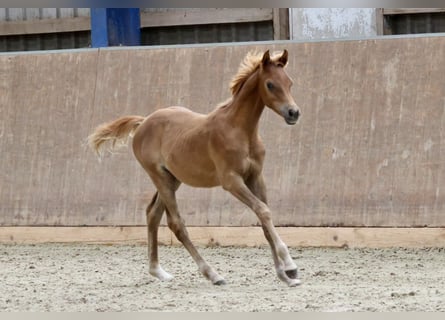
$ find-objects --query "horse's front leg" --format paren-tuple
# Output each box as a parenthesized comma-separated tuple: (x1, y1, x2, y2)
(224, 174, 300, 287)
(246, 174, 299, 280)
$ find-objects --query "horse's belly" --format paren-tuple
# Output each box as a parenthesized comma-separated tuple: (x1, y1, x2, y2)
(166, 161, 220, 188)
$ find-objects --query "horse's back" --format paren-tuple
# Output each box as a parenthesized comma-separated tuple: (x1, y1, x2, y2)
(133, 105, 204, 147)
(148, 106, 205, 127)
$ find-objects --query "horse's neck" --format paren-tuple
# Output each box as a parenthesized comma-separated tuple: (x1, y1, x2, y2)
(224, 72, 264, 135)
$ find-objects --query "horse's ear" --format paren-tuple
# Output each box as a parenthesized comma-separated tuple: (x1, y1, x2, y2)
(262, 50, 271, 66)
(278, 49, 288, 66)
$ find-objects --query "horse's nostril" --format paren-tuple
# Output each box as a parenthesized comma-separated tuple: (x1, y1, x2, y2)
(288, 109, 299, 119)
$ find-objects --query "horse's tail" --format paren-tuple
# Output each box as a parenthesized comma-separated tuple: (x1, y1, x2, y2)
(88, 115, 145, 158)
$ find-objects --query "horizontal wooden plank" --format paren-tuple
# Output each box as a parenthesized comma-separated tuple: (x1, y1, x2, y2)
(1, 227, 444, 248)
(383, 8, 445, 15)
(140, 8, 273, 28)
(0, 9, 273, 36)
(0, 16, 90, 36)
(0, 226, 170, 245)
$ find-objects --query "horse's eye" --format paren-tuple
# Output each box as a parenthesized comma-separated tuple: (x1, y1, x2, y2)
(266, 82, 274, 90)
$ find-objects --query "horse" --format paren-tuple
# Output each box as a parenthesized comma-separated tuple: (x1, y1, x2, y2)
(88, 49, 301, 287)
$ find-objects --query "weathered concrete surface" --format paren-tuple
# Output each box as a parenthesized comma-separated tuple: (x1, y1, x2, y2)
(289, 8, 378, 40)
(1, 35, 445, 227)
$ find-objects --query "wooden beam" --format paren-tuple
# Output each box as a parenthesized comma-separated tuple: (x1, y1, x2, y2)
(273, 8, 281, 40)
(383, 8, 445, 15)
(280, 8, 290, 40)
(0, 16, 90, 36)
(272, 8, 289, 40)
(140, 8, 273, 28)
(1, 227, 445, 248)
(0, 9, 274, 36)
(375, 8, 385, 36)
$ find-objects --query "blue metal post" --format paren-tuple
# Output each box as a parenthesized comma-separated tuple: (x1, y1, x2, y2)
(91, 8, 109, 48)
(91, 8, 141, 48)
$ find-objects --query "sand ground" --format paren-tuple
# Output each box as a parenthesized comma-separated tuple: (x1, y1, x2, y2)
(0, 244, 443, 312)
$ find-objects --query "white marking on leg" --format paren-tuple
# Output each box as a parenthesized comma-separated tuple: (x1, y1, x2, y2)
(149, 265, 173, 281)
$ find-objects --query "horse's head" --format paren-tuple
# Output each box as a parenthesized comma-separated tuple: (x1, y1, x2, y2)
(258, 50, 300, 125)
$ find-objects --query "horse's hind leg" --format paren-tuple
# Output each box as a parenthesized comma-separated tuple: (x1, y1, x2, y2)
(146, 192, 173, 281)
(164, 208, 225, 285)
(150, 166, 225, 285)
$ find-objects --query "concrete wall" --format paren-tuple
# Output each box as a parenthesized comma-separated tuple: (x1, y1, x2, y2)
(289, 8, 378, 40)
(2, 35, 445, 227)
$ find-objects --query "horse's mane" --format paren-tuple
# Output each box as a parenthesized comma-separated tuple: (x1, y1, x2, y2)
(216, 50, 287, 110)
(229, 51, 288, 96)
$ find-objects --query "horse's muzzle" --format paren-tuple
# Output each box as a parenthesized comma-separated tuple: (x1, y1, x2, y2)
(282, 106, 300, 125)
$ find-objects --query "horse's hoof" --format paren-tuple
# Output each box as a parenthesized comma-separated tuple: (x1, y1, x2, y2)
(288, 278, 302, 287)
(213, 279, 226, 286)
(285, 268, 298, 279)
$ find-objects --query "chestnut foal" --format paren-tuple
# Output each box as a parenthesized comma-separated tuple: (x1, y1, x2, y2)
(89, 49, 301, 286)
